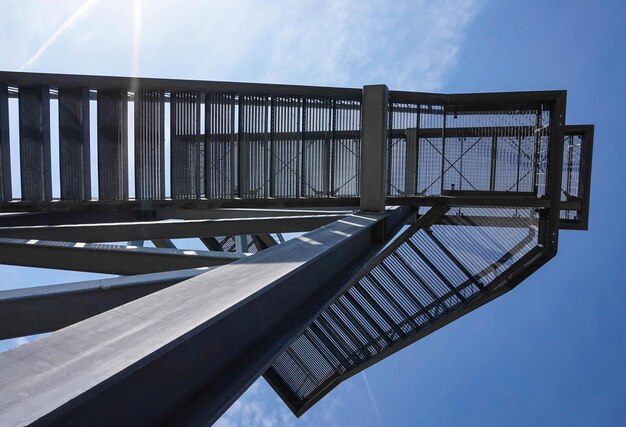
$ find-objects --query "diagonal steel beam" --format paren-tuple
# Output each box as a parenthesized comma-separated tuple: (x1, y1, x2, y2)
(0, 267, 215, 340)
(0, 207, 409, 427)
(0, 238, 241, 275)
(0, 234, 282, 340)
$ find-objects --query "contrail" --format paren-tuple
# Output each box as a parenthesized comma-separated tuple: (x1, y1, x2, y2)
(362, 372, 385, 427)
(19, 0, 101, 71)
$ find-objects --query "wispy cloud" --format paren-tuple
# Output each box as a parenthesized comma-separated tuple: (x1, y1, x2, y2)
(264, 0, 480, 90)
(18, 0, 101, 71)
(362, 372, 385, 427)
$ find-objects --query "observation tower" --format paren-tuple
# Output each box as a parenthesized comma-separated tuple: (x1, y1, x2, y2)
(0, 71, 593, 426)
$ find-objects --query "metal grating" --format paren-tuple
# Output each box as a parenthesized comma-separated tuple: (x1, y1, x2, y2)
(270, 97, 300, 198)
(388, 103, 551, 197)
(266, 206, 543, 412)
(58, 87, 91, 201)
(97, 89, 128, 201)
(19, 85, 52, 201)
(301, 98, 333, 197)
(559, 125, 593, 229)
(205, 93, 236, 199)
(332, 100, 360, 197)
(134, 90, 165, 200)
(170, 91, 202, 200)
(238, 95, 270, 198)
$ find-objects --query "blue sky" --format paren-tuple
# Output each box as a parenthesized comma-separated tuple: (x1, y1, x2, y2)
(0, 0, 624, 425)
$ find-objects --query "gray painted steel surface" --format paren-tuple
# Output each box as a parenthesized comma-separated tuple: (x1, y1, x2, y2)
(0, 71, 594, 425)
(0, 210, 406, 426)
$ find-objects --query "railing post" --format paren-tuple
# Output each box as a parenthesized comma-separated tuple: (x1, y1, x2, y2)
(360, 85, 388, 212)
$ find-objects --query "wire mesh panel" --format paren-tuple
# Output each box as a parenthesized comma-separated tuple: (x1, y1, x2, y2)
(559, 126, 593, 228)
(387, 103, 419, 196)
(134, 90, 165, 200)
(205, 93, 236, 199)
(416, 105, 445, 196)
(238, 96, 270, 198)
(19, 85, 52, 201)
(560, 133, 582, 220)
(301, 98, 333, 198)
(97, 89, 128, 201)
(494, 134, 535, 192)
(0, 83, 11, 201)
(332, 100, 360, 197)
(58, 87, 91, 201)
(170, 91, 202, 200)
(267, 206, 542, 411)
(389, 102, 552, 197)
(270, 97, 301, 198)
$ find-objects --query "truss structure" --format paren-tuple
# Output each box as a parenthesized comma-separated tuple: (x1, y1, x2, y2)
(0, 72, 593, 426)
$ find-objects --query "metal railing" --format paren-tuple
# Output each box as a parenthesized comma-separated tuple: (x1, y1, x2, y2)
(0, 72, 590, 230)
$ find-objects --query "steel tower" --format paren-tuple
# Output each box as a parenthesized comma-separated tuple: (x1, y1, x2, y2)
(0, 72, 593, 426)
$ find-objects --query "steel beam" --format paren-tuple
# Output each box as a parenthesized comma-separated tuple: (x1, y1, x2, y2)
(0, 267, 214, 340)
(0, 207, 409, 427)
(0, 70, 362, 100)
(0, 214, 346, 242)
(0, 198, 361, 213)
(0, 238, 241, 275)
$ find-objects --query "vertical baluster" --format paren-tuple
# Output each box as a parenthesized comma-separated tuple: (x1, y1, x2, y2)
(0, 83, 11, 201)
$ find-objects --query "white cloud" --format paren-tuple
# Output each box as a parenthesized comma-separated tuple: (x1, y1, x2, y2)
(2, 0, 480, 91)
(0, 0, 481, 423)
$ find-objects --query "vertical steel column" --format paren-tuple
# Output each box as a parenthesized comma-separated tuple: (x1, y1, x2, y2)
(58, 87, 91, 201)
(0, 84, 11, 201)
(405, 128, 418, 195)
(489, 133, 498, 191)
(360, 85, 388, 212)
(440, 112, 447, 194)
(237, 96, 246, 197)
(19, 85, 52, 201)
(97, 89, 128, 201)
(546, 93, 566, 253)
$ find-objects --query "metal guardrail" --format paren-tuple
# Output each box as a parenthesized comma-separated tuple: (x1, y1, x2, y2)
(266, 205, 544, 414)
(0, 72, 592, 229)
